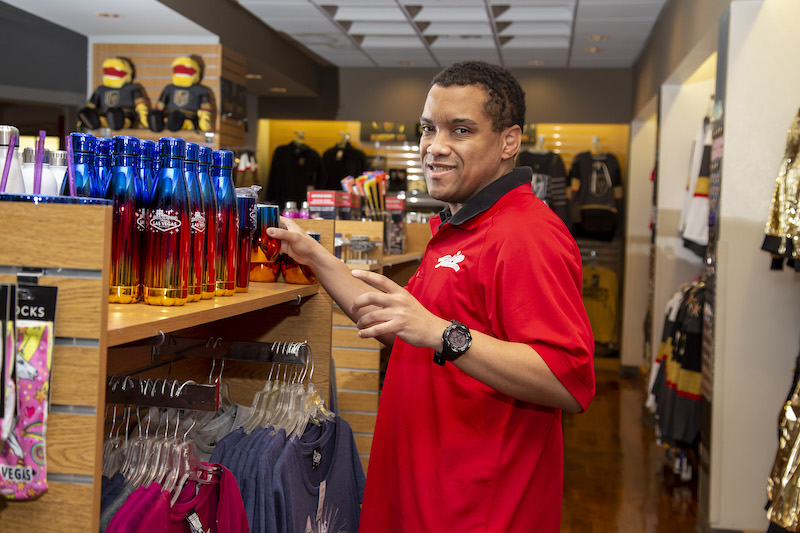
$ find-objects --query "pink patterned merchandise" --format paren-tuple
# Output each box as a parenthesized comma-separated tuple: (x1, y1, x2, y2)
(0, 324, 54, 500)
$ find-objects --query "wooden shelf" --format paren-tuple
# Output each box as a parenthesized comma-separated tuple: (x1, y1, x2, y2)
(381, 252, 423, 268)
(344, 261, 382, 271)
(108, 281, 320, 347)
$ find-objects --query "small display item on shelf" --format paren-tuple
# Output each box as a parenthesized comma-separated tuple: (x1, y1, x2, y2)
(78, 57, 149, 131)
(148, 55, 213, 133)
(106, 135, 143, 304)
(250, 203, 281, 283)
(197, 146, 218, 299)
(213, 150, 239, 296)
(143, 137, 191, 306)
(0, 283, 58, 501)
(234, 186, 259, 292)
(185, 142, 206, 302)
(281, 233, 320, 285)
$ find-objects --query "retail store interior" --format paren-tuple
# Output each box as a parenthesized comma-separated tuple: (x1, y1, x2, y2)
(2, 1, 800, 532)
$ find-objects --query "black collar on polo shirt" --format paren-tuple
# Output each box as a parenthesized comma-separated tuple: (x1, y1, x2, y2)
(437, 166, 533, 228)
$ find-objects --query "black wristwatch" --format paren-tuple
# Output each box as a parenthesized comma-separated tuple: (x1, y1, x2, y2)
(433, 320, 472, 366)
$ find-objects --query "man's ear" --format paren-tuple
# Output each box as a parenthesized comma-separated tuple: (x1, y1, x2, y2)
(501, 125, 523, 161)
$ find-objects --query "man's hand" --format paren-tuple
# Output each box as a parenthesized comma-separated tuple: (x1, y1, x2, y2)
(266, 217, 324, 266)
(350, 269, 449, 351)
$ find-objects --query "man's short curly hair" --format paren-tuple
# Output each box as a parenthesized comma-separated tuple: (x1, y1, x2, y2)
(430, 60, 526, 133)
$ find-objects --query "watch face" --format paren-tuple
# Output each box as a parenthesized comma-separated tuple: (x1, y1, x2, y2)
(447, 327, 470, 351)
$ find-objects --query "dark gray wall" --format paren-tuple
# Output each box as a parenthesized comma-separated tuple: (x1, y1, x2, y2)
(332, 66, 633, 124)
(259, 66, 340, 120)
(0, 2, 86, 98)
(632, 0, 732, 117)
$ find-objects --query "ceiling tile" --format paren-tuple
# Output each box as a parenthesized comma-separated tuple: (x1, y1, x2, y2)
(429, 35, 496, 49)
(496, 6, 574, 22)
(503, 35, 571, 49)
(413, 6, 487, 22)
(239, 2, 321, 19)
(431, 49, 502, 65)
(348, 21, 418, 35)
(333, 5, 407, 21)
(421, 22, 494, 36)
(360, 35, 426, 48)
(500, 21, 572, 37)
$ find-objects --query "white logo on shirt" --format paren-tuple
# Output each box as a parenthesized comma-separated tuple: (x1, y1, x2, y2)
(436, 251, 465, 272)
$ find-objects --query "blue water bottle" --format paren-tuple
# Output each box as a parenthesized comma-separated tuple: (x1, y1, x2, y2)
(197, 146, 217, 300)
(212, 150, 238, 296)
(95, 137, 113, 195)
(60, 132, 101, 198)
(137, 139, 156, 200)
(106, 136, 142, 304)
(184, 142, 206, 303)
(143, 137, 191, 306)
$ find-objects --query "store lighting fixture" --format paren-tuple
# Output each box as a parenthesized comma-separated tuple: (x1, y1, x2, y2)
(585, 47, 602, 53)
(528, 60, 545, 66)
(588, 35, 607, 41)
(269, 87, 287, 93)
(96, 12, 120, 18)
(245, 73, 263, 80)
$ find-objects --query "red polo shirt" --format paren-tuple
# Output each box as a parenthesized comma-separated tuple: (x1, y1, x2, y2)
(358, 167, 595, 532)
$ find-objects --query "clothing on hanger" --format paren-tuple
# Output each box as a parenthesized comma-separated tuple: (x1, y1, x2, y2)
(321, 141, 367, 191)
(680, 117, 712, 257)
(266, 142, 321, 208)
(516, 150, 570, 229)
(567, 150, 624, 241)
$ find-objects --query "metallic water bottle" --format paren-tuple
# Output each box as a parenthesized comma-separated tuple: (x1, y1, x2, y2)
(49, 149, 68, 193)
(197, 146, 217, 299)
(95, 137, 113, 195)
(184, 142, 205, 302)
(143, 137, 190, 306)
(0, 125, 24, 194)
(235, 186, 258, 292)
(250, 204, 280, 283)
(137, 139, 156, 200)
(212, 150, 238, 296)
(60, 132, 100, 198)
(106, 136, 142, 304)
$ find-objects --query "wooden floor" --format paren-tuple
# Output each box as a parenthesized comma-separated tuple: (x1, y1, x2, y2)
(562, 367, 698, 533)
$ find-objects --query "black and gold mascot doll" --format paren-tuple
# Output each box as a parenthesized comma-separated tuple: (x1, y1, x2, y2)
(149, 55, 213, 132)
(79, 57, 149, 130)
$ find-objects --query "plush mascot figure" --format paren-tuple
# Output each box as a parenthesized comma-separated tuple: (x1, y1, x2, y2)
(78, 57, 149, 130)
(149, 55, 213, 133)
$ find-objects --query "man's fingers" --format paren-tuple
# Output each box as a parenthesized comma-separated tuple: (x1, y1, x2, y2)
(351, 269, 400, 293)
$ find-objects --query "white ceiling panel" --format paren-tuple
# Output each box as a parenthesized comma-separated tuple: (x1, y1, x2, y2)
(421, 22, 494, 36)
(496, 6, 575, 22)
(348, 22, 418, 35)
(431, 49, 502, 65)
(333, 6, 407, 21)
(429, 36, 496, 49)
(413, 6, 487, 22)
(361, 35, 427, 48)
(239, 2, 321, 19)
(500, 22, 573, 37)
(504, 35, 571, 48)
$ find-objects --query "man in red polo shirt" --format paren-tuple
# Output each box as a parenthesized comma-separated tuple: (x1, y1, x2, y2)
(269, 60, 595, 532)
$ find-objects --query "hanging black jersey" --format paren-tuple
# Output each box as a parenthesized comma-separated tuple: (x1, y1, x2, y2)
(568, 151, 624, 241)
(516, 151, 570, 228)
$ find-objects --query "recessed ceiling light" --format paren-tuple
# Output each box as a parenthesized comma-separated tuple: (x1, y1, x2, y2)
(269, 87, 287, 93)
(245, 73, 263, 80)
(528, 60, 545, 66)
(585, 47, 602, 53)
(96, 12, 120, 18)
(588, 35, 607, 41)
(397, 60, 414, 66)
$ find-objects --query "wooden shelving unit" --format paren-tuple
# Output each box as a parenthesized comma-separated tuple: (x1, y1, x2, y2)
(0, 202, 333, 532)
(331, 220, 430, 474)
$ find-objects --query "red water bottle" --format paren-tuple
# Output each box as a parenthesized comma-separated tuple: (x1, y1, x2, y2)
(184, 142, 205, 302)
(212, 150, 238, 296)
(143, 137, 191, 306)
(197, 146, 217, 299)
